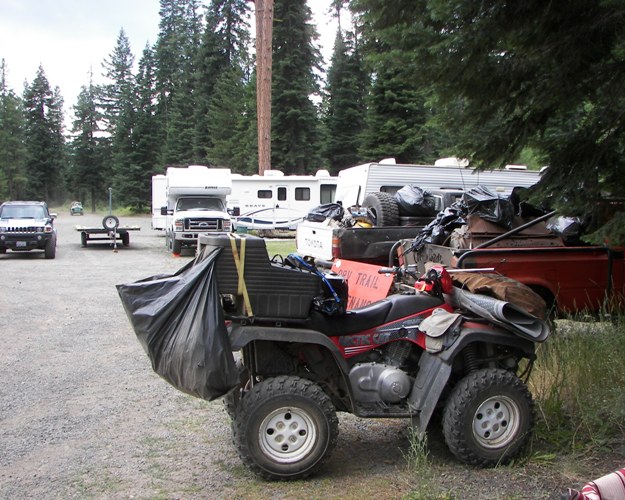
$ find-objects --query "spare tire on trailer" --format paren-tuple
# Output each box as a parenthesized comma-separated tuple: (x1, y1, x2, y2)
(362, 192, 399, 227)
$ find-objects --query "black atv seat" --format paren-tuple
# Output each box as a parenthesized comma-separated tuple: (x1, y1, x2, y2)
(309, 293, 445, 337)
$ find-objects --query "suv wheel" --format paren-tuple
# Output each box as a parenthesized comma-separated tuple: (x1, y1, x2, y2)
(44, 238, 56, 259)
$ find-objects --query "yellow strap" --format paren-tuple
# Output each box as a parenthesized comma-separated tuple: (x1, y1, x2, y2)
(228, 234, 253, 317)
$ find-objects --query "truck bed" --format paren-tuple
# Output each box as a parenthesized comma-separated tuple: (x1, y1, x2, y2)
(415, 243, 625, 315)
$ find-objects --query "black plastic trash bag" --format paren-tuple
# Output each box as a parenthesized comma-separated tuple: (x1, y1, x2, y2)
(306, 203, 344, 222)
(463, 186, 515, 229)
(546, 215, 586, 245)
(116, 248, 239, 401)
(394, 185, 437, 216)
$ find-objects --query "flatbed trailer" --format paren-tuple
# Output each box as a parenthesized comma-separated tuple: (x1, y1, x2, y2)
(75, 215, 140, 248)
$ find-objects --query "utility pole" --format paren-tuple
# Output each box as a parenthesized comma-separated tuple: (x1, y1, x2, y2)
(255, 0, 273, 175)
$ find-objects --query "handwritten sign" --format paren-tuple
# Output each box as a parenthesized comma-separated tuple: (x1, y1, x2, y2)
(331, 259, 394, 310)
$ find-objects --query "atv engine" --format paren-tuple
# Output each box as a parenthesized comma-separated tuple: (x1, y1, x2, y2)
(349, 341, 415, 404)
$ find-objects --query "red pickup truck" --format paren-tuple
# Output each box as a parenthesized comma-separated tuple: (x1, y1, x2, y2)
(409, 215, 625, 315)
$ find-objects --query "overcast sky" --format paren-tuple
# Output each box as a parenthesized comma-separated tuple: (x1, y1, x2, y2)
(0, 0, 339, 114)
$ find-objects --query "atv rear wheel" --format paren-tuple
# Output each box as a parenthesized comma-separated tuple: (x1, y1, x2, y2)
(443, 368, 533, 467)
(233, 375, 339, 481)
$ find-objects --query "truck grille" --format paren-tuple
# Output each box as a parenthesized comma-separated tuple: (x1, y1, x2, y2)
(3, 226, 44, 233)
(185, 218, 223, 231)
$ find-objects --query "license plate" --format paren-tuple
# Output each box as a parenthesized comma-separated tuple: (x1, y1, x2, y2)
(16, 241, 27, 248)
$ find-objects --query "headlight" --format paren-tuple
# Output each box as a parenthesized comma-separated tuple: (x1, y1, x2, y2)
(174, 219, 184, 231)
(44, 225, 53, 233)
(223, 219, 232, 231)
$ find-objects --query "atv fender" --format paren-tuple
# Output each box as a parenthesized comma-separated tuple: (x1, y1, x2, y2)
(407, 324, 536, 435)
(408, 352, 452, 435)
(439, 323, 537, 364)
(228, 324, 355, 406)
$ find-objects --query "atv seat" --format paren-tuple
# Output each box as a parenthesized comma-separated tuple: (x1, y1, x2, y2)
(309, 293, 445, 337)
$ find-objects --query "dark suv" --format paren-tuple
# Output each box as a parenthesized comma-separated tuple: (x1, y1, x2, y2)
(0, 201, 57, 259)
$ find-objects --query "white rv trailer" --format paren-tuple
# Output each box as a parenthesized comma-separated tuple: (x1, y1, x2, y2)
(151, 174, 168, 230)
(336, 159, 542, 207)
(228, 170, 338, 229)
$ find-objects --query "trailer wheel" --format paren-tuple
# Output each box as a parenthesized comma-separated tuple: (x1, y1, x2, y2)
(81, 232, 88, 247)
(121, 232, 130, 247)
(102, 215, 119, 231)
(362, 192, 399, 226)
(233, 376, 338, 481)
(443, 368, 534, 467)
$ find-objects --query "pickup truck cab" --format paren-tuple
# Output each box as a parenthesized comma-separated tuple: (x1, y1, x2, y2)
(0, 201, 57, 259)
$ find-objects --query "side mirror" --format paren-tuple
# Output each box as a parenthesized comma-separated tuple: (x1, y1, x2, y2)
(160, 206, 169, 216)
(49, 213, 57, 219)
(228, 207, 240, 217)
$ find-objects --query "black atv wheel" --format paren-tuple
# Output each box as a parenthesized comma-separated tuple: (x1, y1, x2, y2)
(442, 368, 534, 467)
(233, 375, 339, 481)
(362, 192, 399, 227)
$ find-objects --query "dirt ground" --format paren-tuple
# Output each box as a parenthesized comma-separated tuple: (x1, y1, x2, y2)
(0, 211, 619, 499)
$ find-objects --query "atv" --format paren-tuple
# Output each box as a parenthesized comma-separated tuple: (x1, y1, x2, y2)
(208, 234, 549, 481)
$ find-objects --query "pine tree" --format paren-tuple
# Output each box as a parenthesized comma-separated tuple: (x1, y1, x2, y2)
(195, 0, 252, 164)
(0, 59, 28, 199)
(155, 0, 203, 165)
(351, 0, 625, 236)
(271, 0, 323, 173)
(101, 29, 140, 207)
(68, 73, 107, 212)
(206, 66, 257, 172)
(134, 44, 162, 179)
(322, 30, 367, 172)
(22, 65, 66, 202)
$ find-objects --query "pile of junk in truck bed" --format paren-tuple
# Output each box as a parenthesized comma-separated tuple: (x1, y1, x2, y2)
(304, 184, 625, 316)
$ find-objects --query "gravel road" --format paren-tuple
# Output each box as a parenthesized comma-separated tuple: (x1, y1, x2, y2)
(0, 211, 607, 499)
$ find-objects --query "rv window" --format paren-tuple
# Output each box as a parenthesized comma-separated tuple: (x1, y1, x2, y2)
(295, 187, 311, 201)
(380, 186, 402, 196)
(277, 187, 287, 201)
(257, 190, 272, 199)
(320, 184, 336, 204)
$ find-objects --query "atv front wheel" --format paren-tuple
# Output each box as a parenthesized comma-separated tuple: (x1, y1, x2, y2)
(233, 375, 339, 481)
(443, 368, 534, 467)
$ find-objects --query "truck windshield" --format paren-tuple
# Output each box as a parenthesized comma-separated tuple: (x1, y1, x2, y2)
(0, 205, 46, 219)
(176, 198, 224, 211)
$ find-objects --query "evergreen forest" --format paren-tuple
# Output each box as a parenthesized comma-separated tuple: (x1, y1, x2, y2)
(1, 0, 625, 239)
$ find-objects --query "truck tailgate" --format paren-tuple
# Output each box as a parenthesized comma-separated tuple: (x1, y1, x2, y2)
(296, 221, 335, 260)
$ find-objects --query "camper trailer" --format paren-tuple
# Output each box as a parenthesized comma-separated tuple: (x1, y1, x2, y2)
(228, 170, 338, 230)
(335, 159, 541, 207)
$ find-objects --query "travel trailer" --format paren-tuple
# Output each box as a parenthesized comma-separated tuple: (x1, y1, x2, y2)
(228, 170, 338, 230)
(335, 159, 541, 207)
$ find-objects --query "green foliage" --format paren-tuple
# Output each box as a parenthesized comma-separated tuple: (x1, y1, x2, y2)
(532, 319, 625, 453)
(22, 65, 65, 203)
(322, 31, 368, 172)
(68, 75, 108, 212)
(0, 60, 28, 199)
(271, 0, 323, 173)
(351, 0, 625, 230)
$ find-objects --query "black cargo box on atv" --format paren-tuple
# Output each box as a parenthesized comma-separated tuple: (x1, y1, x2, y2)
(197, 233, 323, 320)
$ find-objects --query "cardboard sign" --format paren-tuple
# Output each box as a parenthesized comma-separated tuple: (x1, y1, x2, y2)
(331, 259, 394, 310)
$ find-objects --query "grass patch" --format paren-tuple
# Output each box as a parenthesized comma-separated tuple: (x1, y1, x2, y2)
(264, 238, 297, 258)
(531, 316, 625, 453)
